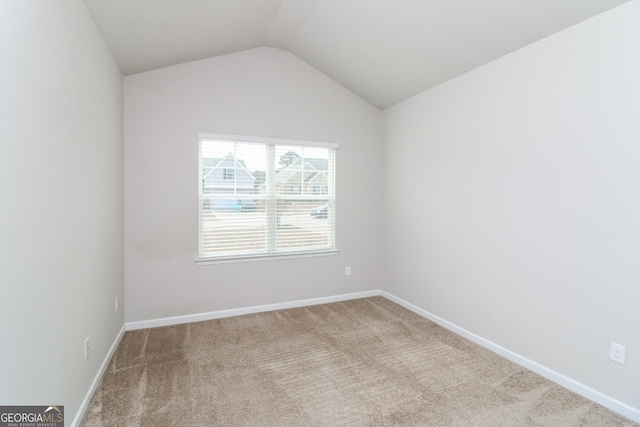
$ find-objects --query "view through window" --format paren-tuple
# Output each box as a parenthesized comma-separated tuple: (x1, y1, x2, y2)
(198, 133, 337, 261)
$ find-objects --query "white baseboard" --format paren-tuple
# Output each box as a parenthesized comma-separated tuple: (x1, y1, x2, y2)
(125, 290, 382, 331)
(70, 324, 126, 427)
(380, 291, 640, 424)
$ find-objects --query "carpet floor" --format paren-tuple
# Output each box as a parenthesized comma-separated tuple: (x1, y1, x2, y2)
(81, 297, 638, 426)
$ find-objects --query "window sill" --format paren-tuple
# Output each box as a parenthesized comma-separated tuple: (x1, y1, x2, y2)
(195, 250, 339, 265)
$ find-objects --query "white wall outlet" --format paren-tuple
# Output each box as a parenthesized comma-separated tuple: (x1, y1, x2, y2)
(115, 296, 119, 312)
(610, 342, 625, 365)
(345, 266, 351, 276)
(84, 337, 91, 360)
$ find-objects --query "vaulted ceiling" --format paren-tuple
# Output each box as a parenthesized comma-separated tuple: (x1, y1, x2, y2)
(83, 0, 629, 110)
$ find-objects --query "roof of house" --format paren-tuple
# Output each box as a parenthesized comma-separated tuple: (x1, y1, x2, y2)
(275, 159, 328, 185)
(202, 153, 253, 180)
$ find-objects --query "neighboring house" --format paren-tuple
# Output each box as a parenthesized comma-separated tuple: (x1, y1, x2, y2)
(272, 159, 329, 196)
(202, 153, 256, 209)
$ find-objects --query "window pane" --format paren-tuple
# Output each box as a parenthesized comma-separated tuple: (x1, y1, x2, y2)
(276, 200, 331, 250)
(200, 141, 267, 257)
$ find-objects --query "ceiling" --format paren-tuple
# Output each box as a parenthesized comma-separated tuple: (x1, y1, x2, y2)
(83, 0, 629, 110)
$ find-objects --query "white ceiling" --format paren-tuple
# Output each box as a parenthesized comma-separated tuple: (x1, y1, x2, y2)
(83, 0, 629, 110)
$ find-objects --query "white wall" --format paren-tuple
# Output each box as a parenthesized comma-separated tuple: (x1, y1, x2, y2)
(0, 0, 124, 422)
(124, 47, 383, 323)
(383, 0, 640, 413)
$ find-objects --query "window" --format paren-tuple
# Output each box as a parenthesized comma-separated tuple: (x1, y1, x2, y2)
(197, 133, 338, 263)
(223, 168, 235, 180)
(313, 185, 328, 195)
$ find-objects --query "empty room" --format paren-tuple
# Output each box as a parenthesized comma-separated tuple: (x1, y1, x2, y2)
(2, 0, 639, 425)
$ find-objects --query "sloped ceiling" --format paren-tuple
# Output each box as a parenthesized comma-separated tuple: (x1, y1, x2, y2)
(83, 0, 629, 110)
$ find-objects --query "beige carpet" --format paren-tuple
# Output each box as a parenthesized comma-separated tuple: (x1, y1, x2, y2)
(81, 297, 638, 426)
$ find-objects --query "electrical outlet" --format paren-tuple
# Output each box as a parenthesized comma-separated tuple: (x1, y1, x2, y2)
(345, 266, 351, 276)
(115, 297, 118, 312)
(84, 337, 91, 360)
(610, 342, 625, 365)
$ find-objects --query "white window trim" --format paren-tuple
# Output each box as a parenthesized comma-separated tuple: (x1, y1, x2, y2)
(196, 249, 339, 265)
(197, 132, 339, 149)
(196, 132, 339, 264)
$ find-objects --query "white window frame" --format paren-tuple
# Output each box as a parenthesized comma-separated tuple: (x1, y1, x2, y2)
(196, 132, 339, 265)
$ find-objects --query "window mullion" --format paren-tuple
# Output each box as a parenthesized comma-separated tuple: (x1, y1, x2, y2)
(266, 144, 276, 253)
